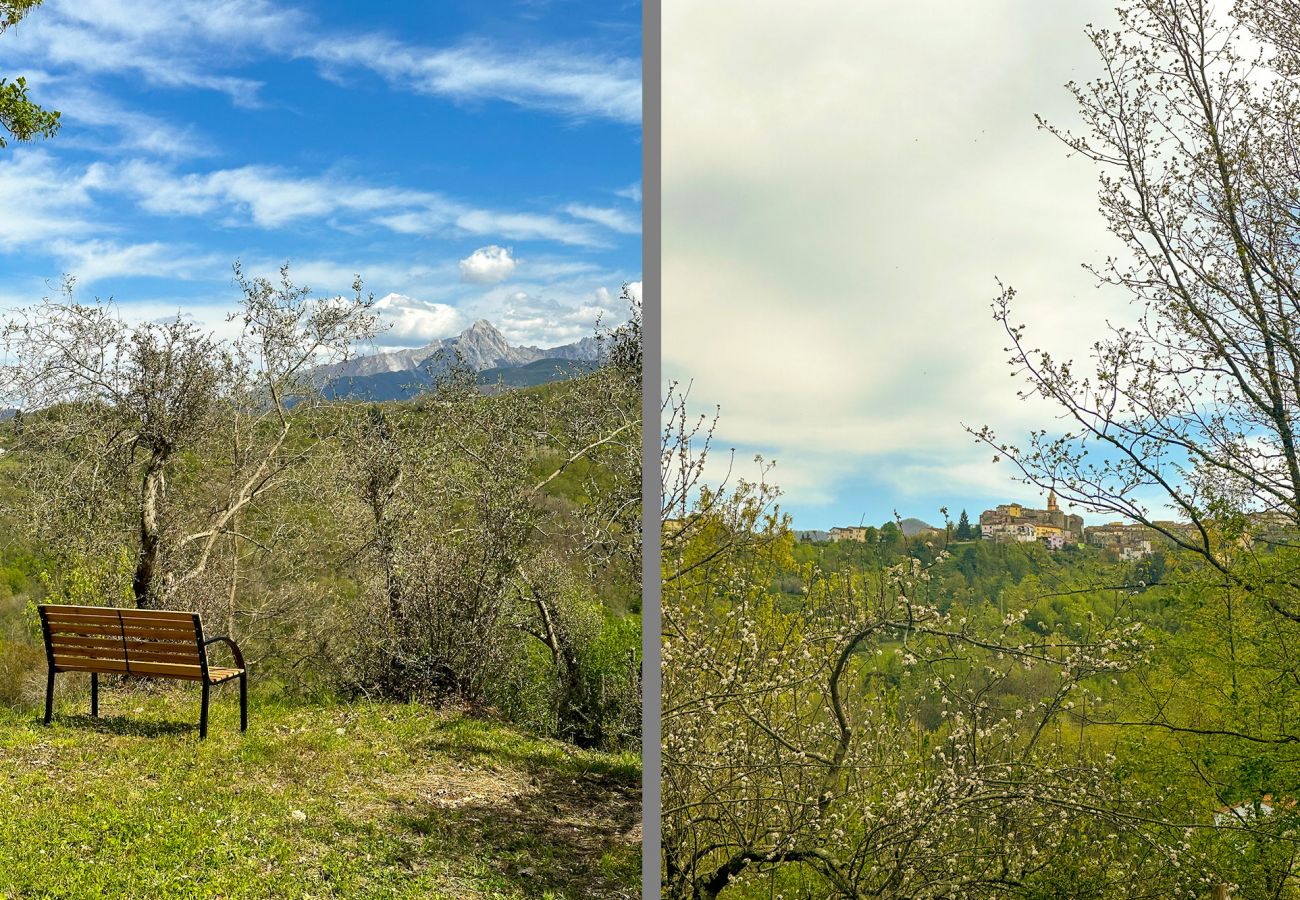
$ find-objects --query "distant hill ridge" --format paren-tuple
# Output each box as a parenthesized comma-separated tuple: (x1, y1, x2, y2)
(319, 319, 603, 402)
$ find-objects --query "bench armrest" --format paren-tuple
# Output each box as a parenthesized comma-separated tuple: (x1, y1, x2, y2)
(203, 635, 246, 670)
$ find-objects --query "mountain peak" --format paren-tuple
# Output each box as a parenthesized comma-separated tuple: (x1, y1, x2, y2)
(321, 316, 604, 393)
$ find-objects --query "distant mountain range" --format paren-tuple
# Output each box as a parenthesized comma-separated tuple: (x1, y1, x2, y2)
(319, 320, 603, 402)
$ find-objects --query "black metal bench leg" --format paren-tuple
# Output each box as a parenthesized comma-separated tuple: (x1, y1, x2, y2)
(199, 681, 209, 740)
(43, 668, 54, 725)
(90, 672, 98, 717)
(239, 673, 247, 732)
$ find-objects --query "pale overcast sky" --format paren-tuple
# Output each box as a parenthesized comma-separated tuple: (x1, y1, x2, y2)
(663, 1, 1135, 530)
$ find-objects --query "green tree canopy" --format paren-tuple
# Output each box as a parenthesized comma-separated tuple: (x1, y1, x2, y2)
(0, 0, 59, 147)
(955, 508, 972, 540)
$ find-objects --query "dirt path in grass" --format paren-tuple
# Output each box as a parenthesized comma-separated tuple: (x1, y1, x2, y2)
(356, 747, 642, 898)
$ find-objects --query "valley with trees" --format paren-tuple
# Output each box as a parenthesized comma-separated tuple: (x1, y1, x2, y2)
(662, 1, 1300, 897)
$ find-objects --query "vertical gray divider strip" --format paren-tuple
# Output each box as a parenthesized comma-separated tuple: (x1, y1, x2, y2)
(641, 0, 663, 893)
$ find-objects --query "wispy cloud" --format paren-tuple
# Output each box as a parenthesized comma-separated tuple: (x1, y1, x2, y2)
(105, 160, 609, 246)
(49, 238, 225, 284)
(307, 36, 641, 124)
(0, 151, 107, 249)
(34, 78, 207, 157)
(564, 203, 640, 234)
(4, 0, 297, 103)
(6, 0, 640, 124)
(449, 209, 604, 247)
(114, 161, 430, 227)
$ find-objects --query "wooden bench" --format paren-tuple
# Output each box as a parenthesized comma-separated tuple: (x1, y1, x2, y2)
(37, 604, 247, 739)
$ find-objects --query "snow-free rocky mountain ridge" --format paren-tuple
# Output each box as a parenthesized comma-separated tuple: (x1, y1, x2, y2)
(319, 319, 602, 401)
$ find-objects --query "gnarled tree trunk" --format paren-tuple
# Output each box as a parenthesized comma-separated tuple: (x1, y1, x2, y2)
(132, 451, 168, 609)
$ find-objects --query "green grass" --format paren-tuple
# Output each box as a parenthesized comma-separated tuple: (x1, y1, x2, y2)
(0, 680, 640, 899)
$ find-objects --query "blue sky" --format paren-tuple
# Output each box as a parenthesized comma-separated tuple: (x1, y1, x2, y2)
(0, 0, 641, 350)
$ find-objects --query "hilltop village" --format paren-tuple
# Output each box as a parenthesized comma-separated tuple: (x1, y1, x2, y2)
(809, 492, 1165, 560)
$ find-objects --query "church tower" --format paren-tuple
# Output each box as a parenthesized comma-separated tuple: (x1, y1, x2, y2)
(1047, 490, 1058, 512)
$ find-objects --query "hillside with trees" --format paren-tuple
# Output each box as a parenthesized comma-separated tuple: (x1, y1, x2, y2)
(662, 1, 1300, 896)
(0, 269, 643, 898)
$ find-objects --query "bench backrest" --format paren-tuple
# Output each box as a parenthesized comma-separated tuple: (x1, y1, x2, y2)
(38, 605, 208, 680)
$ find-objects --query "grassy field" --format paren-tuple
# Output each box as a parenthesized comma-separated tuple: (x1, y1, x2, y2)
(0, 680, 641, 899)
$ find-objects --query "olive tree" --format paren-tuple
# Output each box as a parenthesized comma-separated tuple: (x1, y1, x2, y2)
(0, 265, 376, 612)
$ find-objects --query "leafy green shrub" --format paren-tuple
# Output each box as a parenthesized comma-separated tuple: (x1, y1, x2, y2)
(569, 612, 641, 750)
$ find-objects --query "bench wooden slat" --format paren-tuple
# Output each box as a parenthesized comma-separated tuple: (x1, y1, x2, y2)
(50, 646, 123, 663)
(51, 657, 130, 673)
(44, 611, 196, 632)
(49, 632, 193, 646)
(44, 614, 197, 630)
(43, 609, 195, 623)
(44, 621, 198, 640)
(50, 634, 199, 655)
(54, 661, 202, 681)
(50, 644, 200, 666)
(43, 606, 194, 622)
(119, 660, 206, 679)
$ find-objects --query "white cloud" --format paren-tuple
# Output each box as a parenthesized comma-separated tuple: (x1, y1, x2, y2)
(49, 238, 224, 283)
(451, 210, 603, 247)
(3, 0, 297, 103)
(459, 245, 518, 283)
(0, 150, 107, 249)
(460, 281, 631, 348)
(239, 258, 450, 299)
(615, 182, 642, 203)
(21, 75, 205, 158)
(307, 36, 641, 124)
(371, 293, 464, 346)
(102, 160, 609, 246)
(564, 203, 640, 235)
(115, 161, 430, 227)
(6, 1, 640, 124)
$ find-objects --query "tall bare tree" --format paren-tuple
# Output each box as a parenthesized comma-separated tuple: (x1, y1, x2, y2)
(1, 265, 375, 609)
(974, 0, 1300, 617)
(969, 3, 1300, 888)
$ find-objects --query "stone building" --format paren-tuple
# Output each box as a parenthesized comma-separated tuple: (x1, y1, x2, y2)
(979, 492, 1083, 548)
(1083, 522, 1157, 559)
